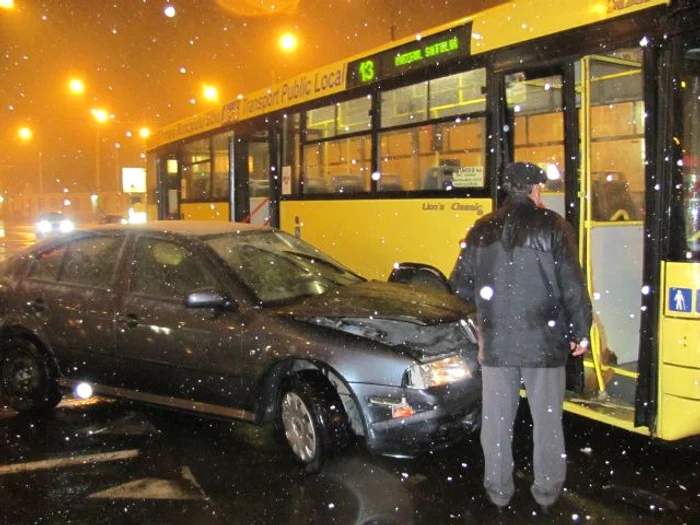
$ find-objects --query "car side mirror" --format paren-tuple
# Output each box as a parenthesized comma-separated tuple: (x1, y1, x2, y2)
(184, 287, 236, 311)
(388, 263, 453, 293)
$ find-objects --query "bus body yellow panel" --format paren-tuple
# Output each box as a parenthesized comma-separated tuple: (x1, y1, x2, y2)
(472, 0, 670, 55)
(657, 262, 700, 441)
(280, 199, 492, 280)
(180, 203, 229, 221)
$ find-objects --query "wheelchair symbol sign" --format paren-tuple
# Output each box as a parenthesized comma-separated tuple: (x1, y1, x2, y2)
(669, 288, 692, 313)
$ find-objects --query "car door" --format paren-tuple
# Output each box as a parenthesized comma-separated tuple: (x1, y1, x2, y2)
(18, 234, 126, 384)
(116, 234, 252, 412)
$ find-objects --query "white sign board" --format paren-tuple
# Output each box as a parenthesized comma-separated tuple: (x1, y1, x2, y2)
(452, 166, 484, 188)
(282, 166, 292, 195)
(122, 167, 147, 193)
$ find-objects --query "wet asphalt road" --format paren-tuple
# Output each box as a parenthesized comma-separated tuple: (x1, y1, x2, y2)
(1, 395, 698, 525)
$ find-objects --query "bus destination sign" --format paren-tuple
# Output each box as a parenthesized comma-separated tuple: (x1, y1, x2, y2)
(347, 22, 472, 88)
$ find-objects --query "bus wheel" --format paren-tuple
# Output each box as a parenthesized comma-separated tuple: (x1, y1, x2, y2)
(279, 373, 349, 472)
(0, 338, 62, 413)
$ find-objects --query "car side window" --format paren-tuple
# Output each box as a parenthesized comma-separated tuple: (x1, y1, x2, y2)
(28, 245, 67, 282)
(60, 236, 125, 289)
(130, 238, 218, 299)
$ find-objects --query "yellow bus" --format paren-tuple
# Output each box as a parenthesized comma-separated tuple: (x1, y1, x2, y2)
(147, 0, 699, 442)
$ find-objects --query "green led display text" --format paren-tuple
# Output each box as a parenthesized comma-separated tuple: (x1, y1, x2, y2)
(357, 59, 376, 83)
(394, 36, 460, 67)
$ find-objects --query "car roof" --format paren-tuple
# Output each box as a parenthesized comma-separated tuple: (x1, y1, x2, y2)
(76, 220, 272, 237)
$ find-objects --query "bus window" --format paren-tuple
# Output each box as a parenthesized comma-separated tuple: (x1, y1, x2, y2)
(506, 72, 565, 216)
(681, 46, 700, 260)
(590, 49, 645, 222)
(302, 135, 371, 194)
(212, 131, 232, 200)
(379, 68, 487, 193)
(302, 97, 372, 194)
(180, 138, 211, 202)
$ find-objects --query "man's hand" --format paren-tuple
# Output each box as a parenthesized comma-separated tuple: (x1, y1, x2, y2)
(570, 339, 589, 357)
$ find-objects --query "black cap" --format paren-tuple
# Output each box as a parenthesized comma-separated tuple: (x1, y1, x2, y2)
(502, 162, 547, 186)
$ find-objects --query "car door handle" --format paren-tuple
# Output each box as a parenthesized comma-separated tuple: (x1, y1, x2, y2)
(27, 298, 46, 313)
(118, 314, 139, 329)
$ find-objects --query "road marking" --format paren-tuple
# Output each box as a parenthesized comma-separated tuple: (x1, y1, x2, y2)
(0, 449, 140, 475)
(88, 467, 207, 500)
(88, 476, 206, 500)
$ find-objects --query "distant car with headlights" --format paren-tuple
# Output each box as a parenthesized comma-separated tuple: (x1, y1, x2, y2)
(34, 212, 75, 238)
(0, 221, 480, 470)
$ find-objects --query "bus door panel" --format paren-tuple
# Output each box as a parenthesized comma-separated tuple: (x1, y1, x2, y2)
(158, 155, 180, 220)
(581, 51, 646, 408)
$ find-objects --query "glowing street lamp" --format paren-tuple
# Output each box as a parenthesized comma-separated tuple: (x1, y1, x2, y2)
(68, 78, 85, 95)
(17, 127, 32, 141)
(279, 32, 298, 53)
(202, 84, 219, 103)
(0, 0, 15, 10)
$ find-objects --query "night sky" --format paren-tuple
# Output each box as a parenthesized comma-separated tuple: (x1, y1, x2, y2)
(1, 0, 499, 195)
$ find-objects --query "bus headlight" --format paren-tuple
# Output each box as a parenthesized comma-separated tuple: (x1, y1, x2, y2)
(405, 355, 471, 390)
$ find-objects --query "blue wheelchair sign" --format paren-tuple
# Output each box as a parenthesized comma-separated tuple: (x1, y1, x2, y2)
(669, 288, 692, 313)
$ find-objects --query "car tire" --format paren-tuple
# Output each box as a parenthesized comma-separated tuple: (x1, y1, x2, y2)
(0, 337, 62, 413)
(279, 373, 349, 472)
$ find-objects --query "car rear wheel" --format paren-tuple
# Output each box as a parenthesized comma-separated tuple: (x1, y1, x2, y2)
(280, 374, 349, 472)
(0, 338, 62, 413)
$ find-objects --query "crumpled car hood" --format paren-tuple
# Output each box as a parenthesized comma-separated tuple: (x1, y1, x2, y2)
(276, 280, 476, 361)
(279, 280, 473, 324)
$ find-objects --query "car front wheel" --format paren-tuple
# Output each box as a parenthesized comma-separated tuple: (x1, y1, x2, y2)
(280, 374, 349, 472)
(0, 337, 62, 413)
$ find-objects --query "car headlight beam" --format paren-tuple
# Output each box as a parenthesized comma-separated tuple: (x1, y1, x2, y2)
(36, 220, 52, 234)
(59, 219, 75, 233)
(405, 355, 471, 390)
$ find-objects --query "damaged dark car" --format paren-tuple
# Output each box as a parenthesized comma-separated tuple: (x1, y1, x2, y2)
(0, 221, 480, 470)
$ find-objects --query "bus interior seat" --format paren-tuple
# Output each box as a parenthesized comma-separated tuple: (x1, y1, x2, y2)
(422, 166, 458, 190)
(378, 174, 404, 191)
(591, 179, 641, 221)
(302, 177, 328, 194)
(332, 174, 365, 193)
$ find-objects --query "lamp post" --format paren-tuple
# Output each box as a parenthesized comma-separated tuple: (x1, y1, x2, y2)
(17, 126, 44, 194)
(91, 108, 109, 192)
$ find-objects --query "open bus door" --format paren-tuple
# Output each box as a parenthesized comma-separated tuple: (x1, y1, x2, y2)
(499, 43, 699, 442)
(499, 56, 656, 435)
(575, 51, 650, 435)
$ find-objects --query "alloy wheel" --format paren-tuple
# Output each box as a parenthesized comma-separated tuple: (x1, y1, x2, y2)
(281, 391, 317, 463)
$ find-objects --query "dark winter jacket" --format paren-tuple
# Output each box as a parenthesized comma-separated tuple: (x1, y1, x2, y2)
(449, 194, 592, 368)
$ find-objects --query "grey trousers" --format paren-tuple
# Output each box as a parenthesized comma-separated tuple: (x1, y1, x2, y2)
(480, 366, 566, 507)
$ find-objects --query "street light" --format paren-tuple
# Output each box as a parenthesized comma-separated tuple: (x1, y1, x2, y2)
(202, 84, 219, 103)
(17, 126, 44, 194)
(91, 108, 110, 192)
(68, 78, 85, 95)
(279, 32, 298, 53)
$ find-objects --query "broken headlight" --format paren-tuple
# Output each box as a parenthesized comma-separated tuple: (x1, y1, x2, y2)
(405, 355, 471, 390)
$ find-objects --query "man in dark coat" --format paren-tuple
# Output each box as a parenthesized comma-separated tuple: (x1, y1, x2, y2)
(449, 162, 592, 513)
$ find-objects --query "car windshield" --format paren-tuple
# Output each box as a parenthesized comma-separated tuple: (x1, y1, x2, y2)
(204, 230, 364, 304)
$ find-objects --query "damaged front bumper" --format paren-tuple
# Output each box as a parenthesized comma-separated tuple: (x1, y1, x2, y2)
(351, 377, 482, 458)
